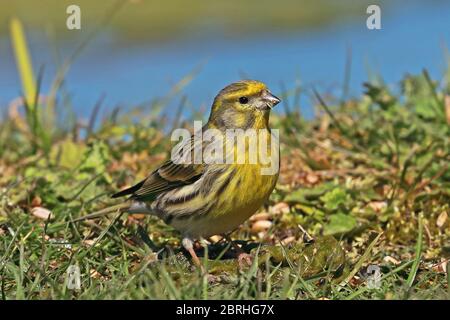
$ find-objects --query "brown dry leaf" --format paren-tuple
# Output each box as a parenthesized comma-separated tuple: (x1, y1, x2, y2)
(130, 213, 146, 220)
(143, 252, 159, 264)
(281, 236, 296, 246)
(82, 239, 96, 247)
(48, 260, 59, 270)
(383, 255, 401, 265)
(90, 269, 101, 279)
(126, 214, 146, 226)
(0, 164, 15, 182)
(431, 259, 448, 273)
(31, 207, 52, 220)
(368, 201, 387, 213)
(209, 235, 223, 243)
(308, 148, 331, 169)
(31, 196, 42, 207)
(305, 172, 319, 184)
(349, 276, 364, 287)
(436, 211, 448, 228)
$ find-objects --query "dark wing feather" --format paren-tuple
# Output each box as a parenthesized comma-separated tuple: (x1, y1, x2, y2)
(111, 179, 145, 198)
(111, 136, 205, 201)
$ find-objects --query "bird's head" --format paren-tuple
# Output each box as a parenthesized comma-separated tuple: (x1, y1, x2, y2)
(208, 80, 281, 130)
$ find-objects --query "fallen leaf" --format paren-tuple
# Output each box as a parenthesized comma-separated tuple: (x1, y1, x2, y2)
(306, 173, 319, 184)
(90, 269, 101, 279)
(431, 259, 448, 273)
(368, 201, 387, 213)
(130, 213, 146, 220)
(209, 235, 223, 243)
(281, 236, 296, 246)
(436, 211, 448, 228)
(83, 239, 96, 247)
(383, 255, 401, 265)
(31, 196, 42, 207)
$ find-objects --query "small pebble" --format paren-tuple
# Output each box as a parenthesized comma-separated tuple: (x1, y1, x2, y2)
(31, 207, 52, 220)
(250, 212, 270, 221)
(270, 202, 290, 215)
(251, 220, 272, 234)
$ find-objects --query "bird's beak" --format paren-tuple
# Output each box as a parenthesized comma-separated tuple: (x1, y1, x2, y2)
(262, 91, 281, 109)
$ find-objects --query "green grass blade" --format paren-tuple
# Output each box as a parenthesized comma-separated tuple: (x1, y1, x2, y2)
(338, 232, 382, 291)
(345, 260, 414, 300)
(406, 213, 423, 288)
(9, 17, 36, 106)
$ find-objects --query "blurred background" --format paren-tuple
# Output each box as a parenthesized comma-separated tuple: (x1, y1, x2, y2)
(0, 0, 449, 119)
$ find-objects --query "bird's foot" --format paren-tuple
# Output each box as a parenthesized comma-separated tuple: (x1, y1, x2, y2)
(182, 237, 207, 274)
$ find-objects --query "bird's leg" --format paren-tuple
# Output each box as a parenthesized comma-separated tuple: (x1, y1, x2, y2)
(182, 237, 205, 273)
(224, 235, 253, 268)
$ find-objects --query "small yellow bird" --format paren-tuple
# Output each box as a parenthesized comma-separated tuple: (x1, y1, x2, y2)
(77, 80, 280, 266)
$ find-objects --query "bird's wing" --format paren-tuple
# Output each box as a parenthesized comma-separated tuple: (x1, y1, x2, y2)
(111, 137, 205, 201)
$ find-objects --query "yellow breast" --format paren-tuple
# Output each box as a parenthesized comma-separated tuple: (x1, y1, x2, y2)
(172, 130, 279, 237)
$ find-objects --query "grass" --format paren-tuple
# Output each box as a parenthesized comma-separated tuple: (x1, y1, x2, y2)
(1, 19, 450, 300)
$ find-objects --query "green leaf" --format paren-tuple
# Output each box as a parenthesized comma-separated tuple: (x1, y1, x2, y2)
(285, 182, 335, 203)
(402, 73, 443, 120)
(324, 212, 357, 236)
(79, 141, 111, 175)
(296, 204, 325, 219)
(320, 188, 348, 210)
(50, 139, 86, 169)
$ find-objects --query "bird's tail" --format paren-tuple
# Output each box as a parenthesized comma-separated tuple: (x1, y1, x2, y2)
(73, 202, 132, 222)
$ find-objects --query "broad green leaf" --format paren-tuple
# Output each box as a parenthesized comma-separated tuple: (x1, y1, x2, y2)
(285, 182, 336, 203)
(50, 139, 86, 169)
(324, 212, 357, 236)
(320, 188, 348, 210)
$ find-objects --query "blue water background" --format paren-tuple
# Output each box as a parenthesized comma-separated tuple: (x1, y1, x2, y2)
(0, 1, 449, 119)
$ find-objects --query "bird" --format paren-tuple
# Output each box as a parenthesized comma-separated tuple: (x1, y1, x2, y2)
(75, 80, 281, 268)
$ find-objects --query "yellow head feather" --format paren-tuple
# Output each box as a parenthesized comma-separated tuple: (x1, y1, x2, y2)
(208, 80, 271, 130)
(215, 80, 267, 102)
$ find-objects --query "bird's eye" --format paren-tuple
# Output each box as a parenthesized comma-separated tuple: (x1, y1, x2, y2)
(239, 96, 249, 104)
